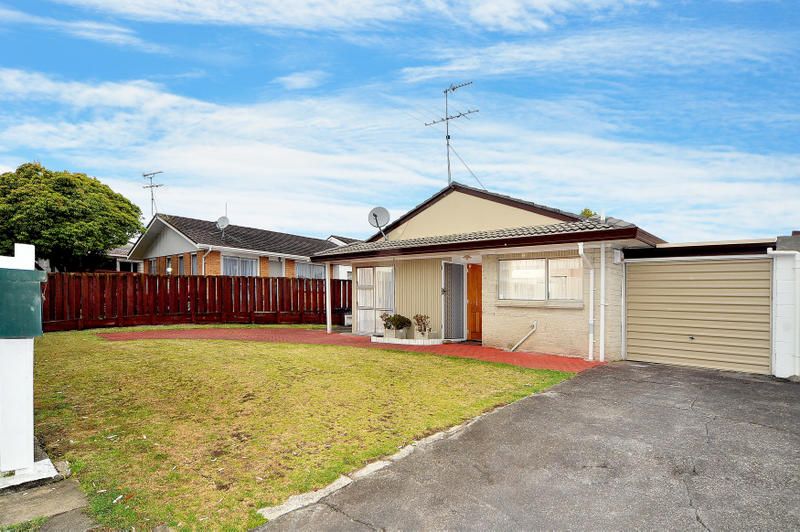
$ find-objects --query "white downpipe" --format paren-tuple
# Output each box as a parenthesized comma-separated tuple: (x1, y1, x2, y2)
(200, 246, 214, 275)
(599, 241, 606, 362)
(578, 243, 595, 361)
(511, 321, 538, 352)
(325, 262, 333, 334)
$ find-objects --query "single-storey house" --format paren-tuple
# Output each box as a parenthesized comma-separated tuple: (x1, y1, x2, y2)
(106, 244, 143, 272)
(128, 214, 354, 279)
(313, 182, 800, 379)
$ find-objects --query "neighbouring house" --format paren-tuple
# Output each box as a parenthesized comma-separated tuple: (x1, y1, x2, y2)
(106, 244, 143, 272)
(313, 182, 800, 379)
(127, 214, 353, 279)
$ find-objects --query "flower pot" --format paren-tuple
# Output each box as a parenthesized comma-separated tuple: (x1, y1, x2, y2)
(395, 328, 408, 340)
(414, 329, 429, 340)
(384, 328, 396, 339)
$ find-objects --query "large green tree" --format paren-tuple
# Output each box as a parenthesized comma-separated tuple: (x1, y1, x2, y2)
(0, 163, 144, 271)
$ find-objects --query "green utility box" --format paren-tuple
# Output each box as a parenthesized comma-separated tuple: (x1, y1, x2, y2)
(0, 268, 47, 338)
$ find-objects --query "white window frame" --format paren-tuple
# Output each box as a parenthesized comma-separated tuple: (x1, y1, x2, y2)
(222, 254, 260, 277)
(498, 257, 583, 302)
(190, 253, 198, 275)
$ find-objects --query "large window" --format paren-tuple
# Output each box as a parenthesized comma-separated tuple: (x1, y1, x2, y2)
(296, 262, 326, 279)
(178, 255, 185, 275)
(148, 258, 157, 274)
(222, 256, 258, 277)
(356, 266, 394, 335)
(498, 258, 582, 301)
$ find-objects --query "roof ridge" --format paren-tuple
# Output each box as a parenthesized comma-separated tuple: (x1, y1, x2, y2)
(159, 213, 332, 244)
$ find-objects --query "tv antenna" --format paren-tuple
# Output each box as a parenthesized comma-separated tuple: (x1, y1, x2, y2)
(142, 171, 164, 217)
(368, 206, 390, 240)
(425, 81, 479, 185)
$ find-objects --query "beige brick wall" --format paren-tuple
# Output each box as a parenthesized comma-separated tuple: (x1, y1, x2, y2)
(204, 251, 221, 275)
(284, 259, 296, 278)
(481, 246, 624, 360)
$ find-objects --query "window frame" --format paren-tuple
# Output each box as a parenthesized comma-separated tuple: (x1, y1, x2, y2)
(221, 254, 259, 277)
(497, 257, 583, 302)
(190, 254, 198, 275)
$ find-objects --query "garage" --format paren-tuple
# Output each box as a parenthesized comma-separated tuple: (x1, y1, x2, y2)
(625, 257, 772, 374)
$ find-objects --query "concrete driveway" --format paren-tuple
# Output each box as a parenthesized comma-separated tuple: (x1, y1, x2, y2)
(262, 362, 800, 531)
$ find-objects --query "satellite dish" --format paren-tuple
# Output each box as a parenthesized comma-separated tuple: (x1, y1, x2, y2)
(368, 207, 390, 228)
(216, 216, 230, 231)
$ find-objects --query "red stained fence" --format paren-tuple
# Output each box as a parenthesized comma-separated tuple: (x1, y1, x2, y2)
(41, 273, 352, 332)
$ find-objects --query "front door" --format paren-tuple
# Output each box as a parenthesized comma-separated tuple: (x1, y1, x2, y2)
(467, 264, 482, 341)
(442, 262, 465, 340)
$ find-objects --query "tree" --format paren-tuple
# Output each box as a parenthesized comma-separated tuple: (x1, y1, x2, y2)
(0, 163, 144, 271)
(580, 208, 598, 218)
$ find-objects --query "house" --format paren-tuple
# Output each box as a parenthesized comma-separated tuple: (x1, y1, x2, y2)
(128, 214, 351, 278)
(313, 182, 800, 379)
(106, 244, 143, 272)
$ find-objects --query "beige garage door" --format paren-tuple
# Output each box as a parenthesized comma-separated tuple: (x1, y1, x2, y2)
(626, 258, 771, 374)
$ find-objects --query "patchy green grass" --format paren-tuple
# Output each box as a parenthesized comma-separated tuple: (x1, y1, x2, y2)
(0, 517, 47, 532)
(34, 329, 571, 530)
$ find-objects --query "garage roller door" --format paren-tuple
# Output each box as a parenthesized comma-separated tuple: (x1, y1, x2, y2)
(626, 259, 771, 374)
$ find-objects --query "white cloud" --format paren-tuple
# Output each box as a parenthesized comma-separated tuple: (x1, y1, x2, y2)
(51, 0, 418, 31)
(0, 68, 797, 242)
(402, 28, 787, 82)
(52, 0, 648, 32)
(0, 6, 163, 52)
(273, 70, 328, 90)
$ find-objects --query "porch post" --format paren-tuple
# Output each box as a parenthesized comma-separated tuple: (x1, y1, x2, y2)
(325, 262, 333, 334)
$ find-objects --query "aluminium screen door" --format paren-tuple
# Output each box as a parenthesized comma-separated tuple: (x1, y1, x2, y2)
(356, 266, 394, 335)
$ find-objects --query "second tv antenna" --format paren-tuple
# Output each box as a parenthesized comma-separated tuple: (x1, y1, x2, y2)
(426, 81, 479, 185)
(142, 170, 164, 217)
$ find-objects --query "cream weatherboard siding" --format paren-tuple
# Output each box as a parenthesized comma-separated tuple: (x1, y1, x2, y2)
(626, 258, 772, 374)
(394, 259, 443, 336)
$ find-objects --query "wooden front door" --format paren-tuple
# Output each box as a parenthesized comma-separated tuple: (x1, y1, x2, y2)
(467, 264, 482, 341)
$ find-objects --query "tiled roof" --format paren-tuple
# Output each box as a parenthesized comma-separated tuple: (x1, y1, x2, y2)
(107, 244, 133, 257)
(159, 214, 337, 257)
(315, 217, 638, 258)
(328, 235, 361, 244)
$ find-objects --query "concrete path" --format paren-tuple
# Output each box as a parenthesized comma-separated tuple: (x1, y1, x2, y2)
(261, 362, 800, 530)
(0, 480, 90, 528)
(99, 328, 603, 372)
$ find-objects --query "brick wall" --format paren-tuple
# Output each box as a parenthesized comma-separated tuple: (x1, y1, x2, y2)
(204, 251, 221, 275)
(481, 246, 624, 360)
(284, 259, 296, 278)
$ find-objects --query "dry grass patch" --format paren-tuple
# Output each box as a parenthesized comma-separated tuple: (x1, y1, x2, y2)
(34, 329, 571, 530)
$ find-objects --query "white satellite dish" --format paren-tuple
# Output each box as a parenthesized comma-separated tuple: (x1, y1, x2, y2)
(216, 216, 230, 231)
(368, 207, 390, 228)
(368, 206, 390, 240)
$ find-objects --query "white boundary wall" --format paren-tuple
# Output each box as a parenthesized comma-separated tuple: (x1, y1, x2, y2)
(770, 250, 800, 378)
(0, 243, 36, 472)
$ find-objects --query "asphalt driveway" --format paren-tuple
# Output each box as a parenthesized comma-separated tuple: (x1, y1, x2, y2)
(262, 362, 800, 530)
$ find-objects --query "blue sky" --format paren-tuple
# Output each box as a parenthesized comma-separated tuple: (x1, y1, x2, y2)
(0, 1, 798, 242)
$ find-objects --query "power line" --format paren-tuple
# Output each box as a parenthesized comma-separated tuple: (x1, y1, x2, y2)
(425, 81, 479, 185)
(449, 143, 486, 190)
(142, 171, 164, 217)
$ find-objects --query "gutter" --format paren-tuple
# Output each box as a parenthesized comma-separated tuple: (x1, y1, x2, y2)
(578, 243, 595, 361)
(311, 226, 657, 263)
(200, 245, 214, 275)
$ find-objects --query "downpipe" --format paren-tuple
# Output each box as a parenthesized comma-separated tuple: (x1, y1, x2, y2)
(578, 243, 595, 361)
(511, 321, 538, 352)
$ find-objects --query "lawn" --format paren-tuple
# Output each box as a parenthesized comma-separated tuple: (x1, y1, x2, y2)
(34, 326, 572, 530)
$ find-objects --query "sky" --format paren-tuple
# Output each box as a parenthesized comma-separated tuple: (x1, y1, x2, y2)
(0, 1, 798, 242)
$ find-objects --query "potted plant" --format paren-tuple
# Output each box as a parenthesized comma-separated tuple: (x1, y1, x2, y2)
(413, 314, 431, 340)
(379, 312, 393, 338)
(382, 313, 411, 339)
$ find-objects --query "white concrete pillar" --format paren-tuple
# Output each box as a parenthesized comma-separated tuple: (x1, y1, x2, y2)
(769, 250, 800, 378)
(0, 243, 36, 473)
(325, 262, 333, 334)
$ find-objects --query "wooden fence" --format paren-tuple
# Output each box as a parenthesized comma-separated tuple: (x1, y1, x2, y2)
(41, 273, 352, 332)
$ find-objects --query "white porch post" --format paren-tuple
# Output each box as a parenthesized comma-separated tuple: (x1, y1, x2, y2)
(0, 244, 36, 473)
(325, 262, 333, 334)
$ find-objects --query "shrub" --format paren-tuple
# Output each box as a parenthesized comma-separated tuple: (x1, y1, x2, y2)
(413, 314, 431, 333)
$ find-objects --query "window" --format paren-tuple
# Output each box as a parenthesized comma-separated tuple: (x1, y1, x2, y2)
(166, 257, 172, 275)
(268, 258, 282, 277)
(355, 266, 394, 335)
(222, 256, 258, 277)
(498, 258, 582, 301)
(191, 254, 198, 275)
(296, 262, 326, 279)
(148, 258, 157, 274)
(178, 255, 185, 275)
